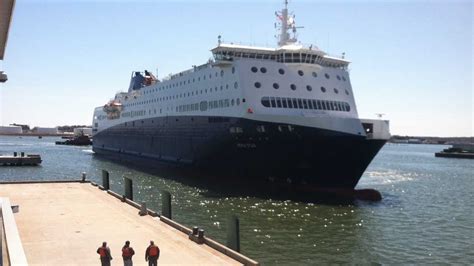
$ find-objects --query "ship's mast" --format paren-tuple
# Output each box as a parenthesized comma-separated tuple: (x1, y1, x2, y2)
(275, 0, 301, 47)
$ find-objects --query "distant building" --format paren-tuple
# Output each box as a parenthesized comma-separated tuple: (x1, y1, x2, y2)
(0, 125, 22, 134)
(35, 127, 58, 135)
(73, 127, 92, 136)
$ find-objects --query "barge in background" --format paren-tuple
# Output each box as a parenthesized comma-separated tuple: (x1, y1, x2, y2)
(92, 1, 390, 191)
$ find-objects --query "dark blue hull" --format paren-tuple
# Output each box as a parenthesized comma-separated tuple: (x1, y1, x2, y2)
(93, 116, 386, 189)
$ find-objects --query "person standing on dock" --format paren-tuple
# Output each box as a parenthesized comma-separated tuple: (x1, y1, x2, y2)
(97, 242, 113, 266)
(145, 240, 160, 266)
(122, 240, 135, 266)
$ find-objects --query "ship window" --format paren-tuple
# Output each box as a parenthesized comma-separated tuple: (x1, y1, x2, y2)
(220, 86, 223, 91)
(270, 97, 276, 107)
(236, 98, 240, 105)
(342, 76, 346, 81)
(254, 82, 261, 88)
(298, 70, 304, 76)
(221, 70, 224, 77)
(232, 67, 235, 74)
(234, 82, 238, 89)
(313, 100, 318, 109)
(297, 99, 303, 109)
(345, 89, 350, 95)
(306, 85, 312, 91)
(288, 98, 293, 108)
(321, 86, 326, 93)
(325, 73, 330, 79)
(292, 98, 298, 108)
(308, 99, 313, 109)
(243, 98, 246, 103)
(231, 99, 235, 106)
(276, 97, 282, 108)
(302, 99, 308, 109)
(279, 69, 285, 75)
(260, 67, 267, 73)
(334, 88, 339, 94)
(282, 98, 288, 108)
(290, 84, 296, 91)
(337, 75, 341, 80)
(215, 72, 218, 77)
(209, 74, 212, 79)
(251, 67, 258, 73)
(273, 83, 279, 89)
(226, 84, 229, 89)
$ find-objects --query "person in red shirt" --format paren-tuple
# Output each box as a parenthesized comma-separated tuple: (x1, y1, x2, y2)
(97, 242, 113, 266)
(145, 240, 160, 266)
(122, 240, 135, 266)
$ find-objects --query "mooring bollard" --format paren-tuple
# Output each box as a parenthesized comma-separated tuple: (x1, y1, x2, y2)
(139, 202, 147, 216)
(124, 177, 133, 201)
(161, 191, 172, 219)
(20, 152, 24, 157)
(13, 152, 17, 157)
(198, 228, 205, 239)
(81, 172, 87, 182)
(102, 170, 110, 190)
(192, 226, 199, 235)
(226, 215, 240, 252)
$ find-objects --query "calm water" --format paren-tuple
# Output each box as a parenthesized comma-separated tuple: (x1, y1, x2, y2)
(0, 136, 472, 264)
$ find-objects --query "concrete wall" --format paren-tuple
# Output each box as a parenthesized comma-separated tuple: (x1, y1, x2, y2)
(0, 126, 22, 134)
(36, 127, 58, 135)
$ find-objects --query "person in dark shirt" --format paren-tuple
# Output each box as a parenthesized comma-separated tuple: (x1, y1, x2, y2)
(122, 240, 136, 266)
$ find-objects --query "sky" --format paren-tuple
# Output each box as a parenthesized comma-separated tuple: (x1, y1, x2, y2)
(0, 0, 472, 137)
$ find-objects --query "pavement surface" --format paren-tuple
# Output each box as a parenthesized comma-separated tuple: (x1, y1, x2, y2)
(0, 182, 241, 265)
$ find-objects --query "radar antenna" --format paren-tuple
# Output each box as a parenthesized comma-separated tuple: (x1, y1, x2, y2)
(275, 0, 303, 47)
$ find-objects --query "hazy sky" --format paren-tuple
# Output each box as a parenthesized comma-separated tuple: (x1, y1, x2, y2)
(0, 0, 472, 137)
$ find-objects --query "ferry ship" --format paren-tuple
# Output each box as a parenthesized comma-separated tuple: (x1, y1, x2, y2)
(92, 1, 390, 189)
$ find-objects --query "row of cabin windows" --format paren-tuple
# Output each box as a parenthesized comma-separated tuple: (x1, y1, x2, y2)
(177, 98, 243, 113)
(255, 81, 350, 95)
(124, 82, 239, 107)
(251, 66, 347, 81)
(261, 96, 351, 112)
(143, 67, 236, 94)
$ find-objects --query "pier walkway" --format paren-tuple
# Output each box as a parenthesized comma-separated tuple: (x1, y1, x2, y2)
(0, 182, 243, 265)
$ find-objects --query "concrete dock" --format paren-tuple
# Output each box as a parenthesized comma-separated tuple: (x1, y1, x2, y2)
(0, 182, 249, 265)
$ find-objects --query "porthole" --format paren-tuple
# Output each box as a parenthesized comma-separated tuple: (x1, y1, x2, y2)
(254, 82, 261, 88)
(231, 99, 235, 106)
(273, 83, 280, 89)
(237, 98, 240, 105)
(342, 76, 346, 81)
(251, 67, 258, 73)
(321, 86, 326, 93)
(306, 85, 312, 91)
(337, 75, 341, 81)
(345, 89, 350, 95)
(290, 84, 296, 91)
(278, 69, 285, 75)
(220, 70, 224, 77)
(298, 70, 304, 76)
(325, 73, 330, 79)
(234, 82, 238, 89)
(312, 72, 317, 78)
(260, 67, 267, 73)
(220, 86, 223, 91)
(232, 67, 235, 74)
(334, 88, 339, 94)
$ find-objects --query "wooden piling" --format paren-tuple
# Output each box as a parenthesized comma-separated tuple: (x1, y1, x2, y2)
(102, 170, 110, 190)
(161, 190, 172, 219)
(226, 215, 240, 252)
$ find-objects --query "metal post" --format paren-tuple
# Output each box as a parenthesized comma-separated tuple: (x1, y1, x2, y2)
(124, 177, 133, 201)
(102, 170, 110, 190)
(139, 202, 147, 216)
(226, 215, 240, 252)
(161, 191, 172, 219)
